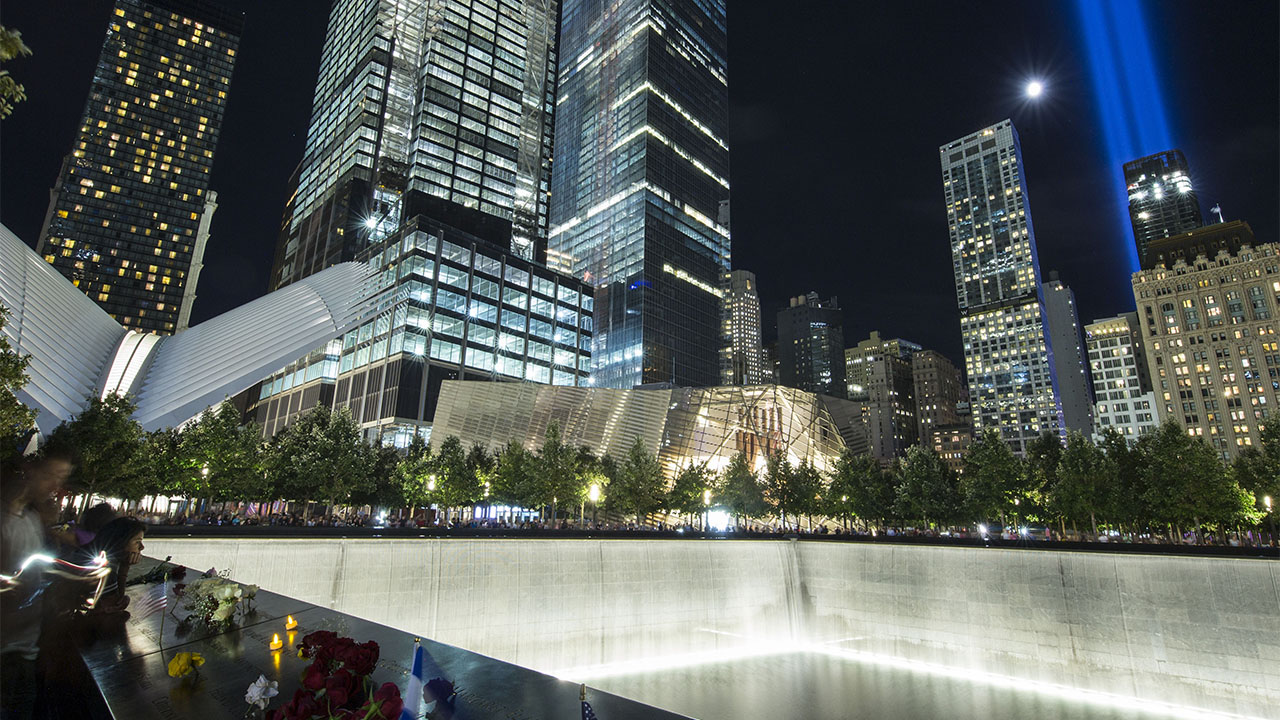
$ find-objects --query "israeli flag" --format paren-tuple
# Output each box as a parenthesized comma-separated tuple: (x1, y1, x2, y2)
(400, 641, 425, 720)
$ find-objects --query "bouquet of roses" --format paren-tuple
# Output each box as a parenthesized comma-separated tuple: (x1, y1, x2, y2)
(264, 631, 402, 720)
(174, 574, 258, 629)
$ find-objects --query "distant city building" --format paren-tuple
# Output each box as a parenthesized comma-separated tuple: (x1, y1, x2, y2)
(722, 270, 765, 385)
(777, 293, 845, 398)
(251, 212, 594, 445)
(841, 331, 921, 462)
(1132, 238, 1280, 458)
(1042, 273, 1094, 437)
(844, 331, 920, 401)
(1084, 313, 1158, 441)
(1124, 150, 1202, 268)
(912, 349, 968, 443)
(940, 119, 1063, 455)
(430, 382, 853, 479)
(1142, 220, 1255, 272)
(930, 424, 973, 475)
(548, 0, 730, 389)
(36, 0, 242, 334)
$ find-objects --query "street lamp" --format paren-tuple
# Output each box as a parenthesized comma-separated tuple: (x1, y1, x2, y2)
(1265, 496, 1274, 547)
(588, 483, 600, 527)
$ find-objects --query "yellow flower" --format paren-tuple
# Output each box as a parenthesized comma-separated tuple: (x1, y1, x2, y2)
(167, 652, 205, 678)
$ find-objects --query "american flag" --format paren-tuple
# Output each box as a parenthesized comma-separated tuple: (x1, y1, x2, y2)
(134, 581, 167, 619)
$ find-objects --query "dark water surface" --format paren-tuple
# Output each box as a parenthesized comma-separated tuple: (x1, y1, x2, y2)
(588, 652, 1170, 720)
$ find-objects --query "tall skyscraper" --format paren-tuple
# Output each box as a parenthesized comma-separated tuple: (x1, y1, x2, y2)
(777, 293, 845, 398)
(1131, 234, 1279, 458)
(722, 269, 764, 385)
(1042, 273, 1094, 437)
(36, 0, 241, 334)
(270, 0, 559, 291)
(940, 120, 1062, 455)
(250, 0, 587, 442)
(1084, 313, 1158, 441)
(548, 0, 730, 389)
(1124, 149, 1203, 267)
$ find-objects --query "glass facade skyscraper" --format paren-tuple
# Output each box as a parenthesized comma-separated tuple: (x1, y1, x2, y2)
(940, 120, 1062, 455)
(1123, 149, 1202, 269)
(548, 0, 730, 389)
(271, 0, 559, 291)
(36, 0, 241, 334)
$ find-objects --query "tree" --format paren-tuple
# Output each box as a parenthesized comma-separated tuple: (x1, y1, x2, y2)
(959, 429, 1023, 526)
(761, 453, 798, 530)
(1232, 422, 1280, 517)
(1098, 427, 1146, 529)
(181, 402, 265, 504)
(536, 423, 579, 522)
(1022, 430, 1063, 519)
(827, 450, 892, 529)
(350, 443, 406, 513)
(790, 459, 825, 529)
(398, 435, 435, 511)
(1142, 421, 1257, 538)
(718, 452, 766, 526)
(666, 462, 713, 525)
(263, 406, 371, 517)
(0, 304, 35, 458)
(138, 426, 188, 503)
(605, 437, 665, 524)
(1048, 431, 1106, 535)
(43, 394, 145, 508)
(490, 441, 536, 517)
(433, 435, 474, 523)
(893, 445, 960, 527)
(0, 26, 32, 119)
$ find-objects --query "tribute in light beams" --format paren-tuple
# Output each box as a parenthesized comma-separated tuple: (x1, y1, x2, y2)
(1074, 0, 1174, 273)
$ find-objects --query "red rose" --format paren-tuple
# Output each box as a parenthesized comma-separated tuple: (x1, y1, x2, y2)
(359, 682, 403, 720)
(302, 662, 327, 691)
(325, 668, 356, 709)
(289, 690, 319, 720)
(317, 636, 354, 664)
(336, 641, 379, 677)
(172, 583, 186, 597)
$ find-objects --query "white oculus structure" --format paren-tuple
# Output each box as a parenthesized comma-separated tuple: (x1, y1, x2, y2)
(1, 223, 380, 434)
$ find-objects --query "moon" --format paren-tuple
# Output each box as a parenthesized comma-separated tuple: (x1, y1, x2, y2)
(1026, 80, 1044, 99)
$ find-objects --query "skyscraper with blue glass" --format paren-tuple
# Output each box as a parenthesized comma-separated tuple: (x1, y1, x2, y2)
(548, 0, 730, 389)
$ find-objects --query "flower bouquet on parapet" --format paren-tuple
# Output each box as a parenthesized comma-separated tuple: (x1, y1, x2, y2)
(173, 570, 259, 630)
(261, 631, 403, 720)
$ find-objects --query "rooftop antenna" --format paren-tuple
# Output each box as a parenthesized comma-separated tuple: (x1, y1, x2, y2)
(1210, 203, 1225, 224)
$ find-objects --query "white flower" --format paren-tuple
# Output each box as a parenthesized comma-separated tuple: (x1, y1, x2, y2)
(211, 601, 237, 622)
(213, 583, 242, 602)
(245, 674, 279, 709)
(242, 584, 258, 599)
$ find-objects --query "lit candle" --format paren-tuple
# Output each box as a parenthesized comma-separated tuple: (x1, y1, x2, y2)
(284, 615, 298, 630)
(269, 633, 283, 651)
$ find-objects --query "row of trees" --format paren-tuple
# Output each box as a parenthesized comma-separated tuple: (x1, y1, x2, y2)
(10, 378, 1280, 540)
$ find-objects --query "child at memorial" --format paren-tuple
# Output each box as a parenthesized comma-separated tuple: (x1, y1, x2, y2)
(84, 517, 147, 615)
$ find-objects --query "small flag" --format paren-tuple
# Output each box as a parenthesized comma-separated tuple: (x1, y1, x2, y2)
(581, 684, 598, 720)
(399, 640, 426, 720)
(135, 581, 167, 619)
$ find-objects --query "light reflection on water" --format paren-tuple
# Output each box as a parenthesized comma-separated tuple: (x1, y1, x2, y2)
(589, 652, 1156, 720)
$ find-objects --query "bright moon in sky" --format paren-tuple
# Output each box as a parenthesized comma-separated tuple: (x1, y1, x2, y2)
(1026, 80, 1044, 99)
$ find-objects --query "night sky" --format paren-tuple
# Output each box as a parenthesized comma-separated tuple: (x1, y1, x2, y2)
(2, 1, 1276, 367)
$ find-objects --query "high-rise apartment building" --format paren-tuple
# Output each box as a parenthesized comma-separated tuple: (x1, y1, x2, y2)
(940, 120, 1063, 455)
(1124, 149, 1202, 268)
(777, 293, 845, 398)
(912, 349, 967, 442)
(844, 331, 921, 400)
(1084, 313, 1158, 441)
(1042, 274, 1094, 436)
(548, 0, 730, 389)
(270, 0, 559, 291)
(36, 0, 241, 334)
(722, 269, 764, 385)
(1132, 232, 1279, 458)
(1142, 220, 1254, 272)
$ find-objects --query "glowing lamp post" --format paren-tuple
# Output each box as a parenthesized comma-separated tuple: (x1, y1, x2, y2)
(588, 483, 600, 527)
(702, 489, 712, 533)
(1266, 496, 1274, 547)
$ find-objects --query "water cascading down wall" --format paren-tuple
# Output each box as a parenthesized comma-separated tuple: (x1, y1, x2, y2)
(144, 538, 1280, 718)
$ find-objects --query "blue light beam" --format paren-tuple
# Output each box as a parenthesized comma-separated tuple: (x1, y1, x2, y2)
(1074, 0, 1174, 274)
